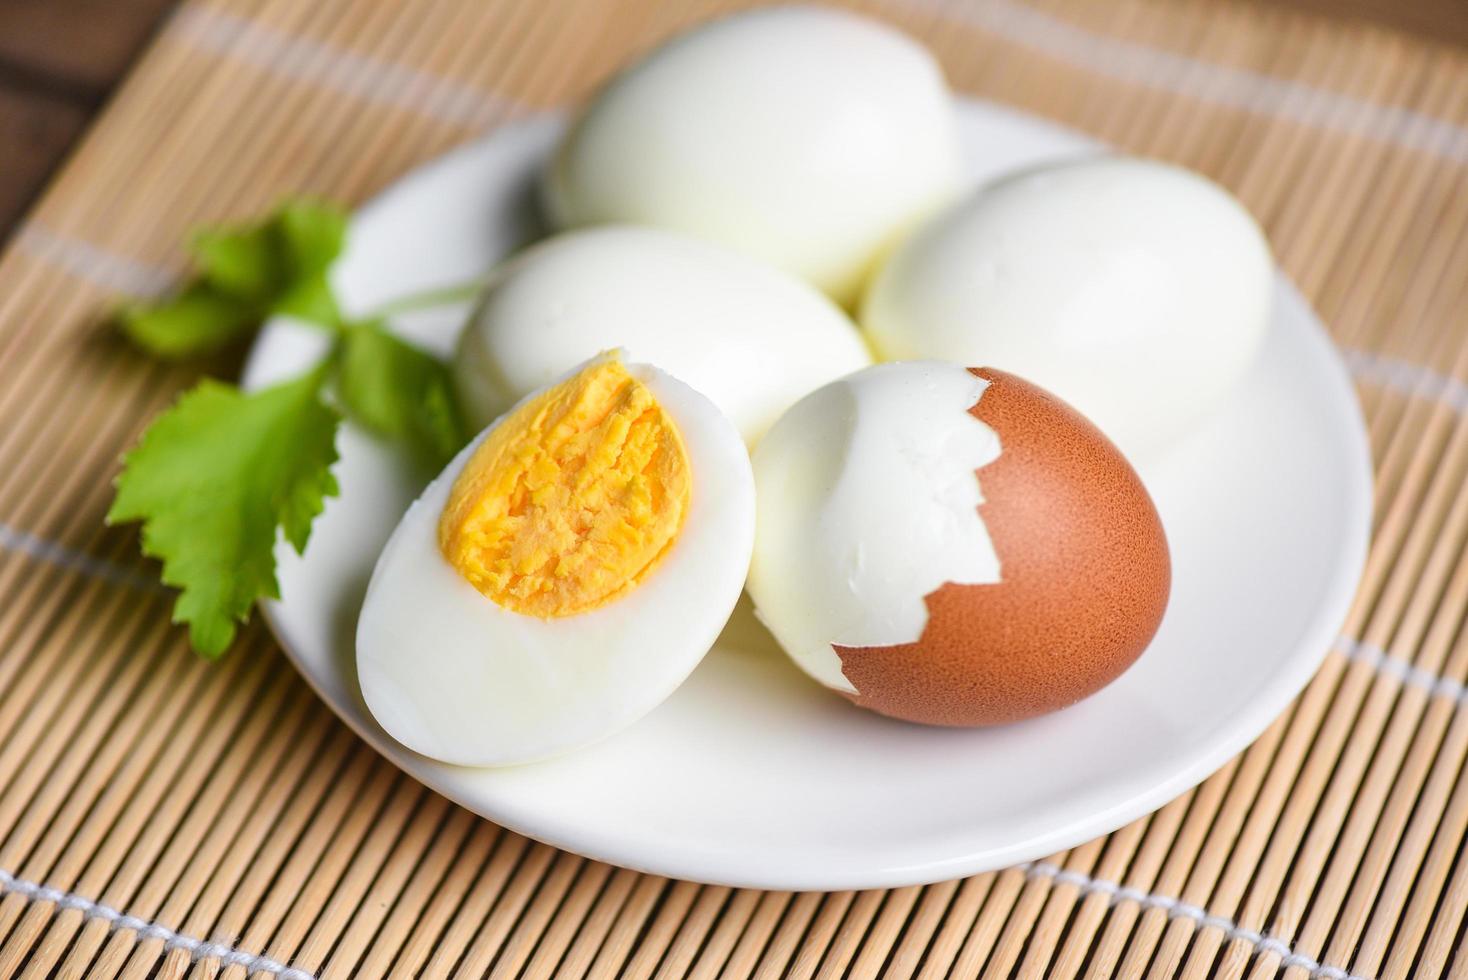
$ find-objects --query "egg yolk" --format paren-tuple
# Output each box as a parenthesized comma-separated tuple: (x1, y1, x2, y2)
(439, 356, 691, 618)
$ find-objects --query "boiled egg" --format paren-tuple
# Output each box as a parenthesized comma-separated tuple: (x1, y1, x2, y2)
(454, 226, 872, 448)
(861, 156, 1273, 460)
(747, 361, 1170, 726)
(358, 353, 755, 765)
(542, 6, 962, 306)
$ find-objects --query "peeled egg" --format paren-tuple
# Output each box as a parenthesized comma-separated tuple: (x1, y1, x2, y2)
(747, 361, 1170, 726)
(358, 353, 755, 765)
(454, 226, 872, 447)
(542, 6, 962, 306)
(861, 156, 1273, 460)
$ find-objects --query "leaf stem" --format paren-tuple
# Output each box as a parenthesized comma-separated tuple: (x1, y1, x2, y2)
(365, 277, 486, 318)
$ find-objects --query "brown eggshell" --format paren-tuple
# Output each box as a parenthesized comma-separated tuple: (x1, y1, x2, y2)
(834, 367, 1171, 726)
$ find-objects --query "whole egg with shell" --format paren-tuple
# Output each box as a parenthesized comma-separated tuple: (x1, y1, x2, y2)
(747, 361, 1171, 725)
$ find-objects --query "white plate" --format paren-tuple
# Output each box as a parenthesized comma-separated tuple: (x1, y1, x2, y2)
(243, 99, 1371, 891)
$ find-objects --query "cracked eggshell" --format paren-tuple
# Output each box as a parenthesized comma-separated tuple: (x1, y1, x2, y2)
(747, 362, 1171, 727)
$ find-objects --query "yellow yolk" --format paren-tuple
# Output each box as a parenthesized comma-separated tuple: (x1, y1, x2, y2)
(439, 356, 691, 618)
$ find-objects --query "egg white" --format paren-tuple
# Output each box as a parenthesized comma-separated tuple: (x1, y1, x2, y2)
(357, 362, 755, 767)
(542, 5, 962, 305)
(862, 156, 1273, 461)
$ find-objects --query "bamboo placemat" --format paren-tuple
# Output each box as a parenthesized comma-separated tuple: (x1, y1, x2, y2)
(2, 0, 1467, 976)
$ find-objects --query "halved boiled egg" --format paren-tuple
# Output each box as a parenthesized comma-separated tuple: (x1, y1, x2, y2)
(358, 353, 755, 766)
(747, 361, 1170, 726)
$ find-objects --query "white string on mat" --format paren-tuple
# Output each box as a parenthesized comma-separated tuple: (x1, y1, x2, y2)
(1020, 862, 1373, 980)
(1334, 636, 1468, 705)
(170, 6, 518, 130)
(1341, 349, 1468, 417)
(163, 0, 1468, 166)
(0, 853, 1370, 980)
(891, 0, 1468, 164)
(0, 522, 166, 595)
(0, 868, 317, 980)
(10, 225, 174, 298)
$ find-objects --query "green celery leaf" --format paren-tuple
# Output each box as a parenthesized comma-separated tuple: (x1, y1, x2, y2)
(338, 319, 468, 470)
(120, 198, 351, 359)
(192, 199, 348, 311)
(275, 199, 348, 281)
(119, 283, 256, 359)
(262, 200, 347, 326)
(274, 271, 340, 327)
(192, 223, 281, 303)
(108, 369, 341, 658)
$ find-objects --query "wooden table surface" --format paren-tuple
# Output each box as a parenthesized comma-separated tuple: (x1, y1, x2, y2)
(1, 0, 176, 235)
(1, 0, 1466, 249)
